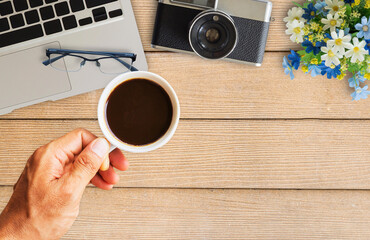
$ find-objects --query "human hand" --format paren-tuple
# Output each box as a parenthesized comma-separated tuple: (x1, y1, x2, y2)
(0, 128, 129, 240)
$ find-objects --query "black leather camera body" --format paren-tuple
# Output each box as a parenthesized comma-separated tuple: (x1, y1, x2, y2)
(152, 0, 273, 66)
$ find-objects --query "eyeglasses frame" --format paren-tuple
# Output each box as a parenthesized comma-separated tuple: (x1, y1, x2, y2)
(43, 48, 139, 72)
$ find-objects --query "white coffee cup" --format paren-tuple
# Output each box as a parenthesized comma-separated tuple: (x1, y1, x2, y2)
(98, 71, 180, 153)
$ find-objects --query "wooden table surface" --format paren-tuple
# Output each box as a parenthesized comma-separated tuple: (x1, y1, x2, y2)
(1, 0, 370, 239)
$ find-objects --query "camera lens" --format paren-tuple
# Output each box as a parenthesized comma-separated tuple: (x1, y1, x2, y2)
(189, 10, 238, 59)
(205, 28, 220, 43)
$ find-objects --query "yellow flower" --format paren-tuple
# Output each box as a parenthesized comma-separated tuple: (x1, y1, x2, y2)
(302, 65, 309, 73)
(310, 22, 320, 31)
(366, 0, 370, 8)
(316, 34, 324, 41)
(311, 58, 319, 65)
(340, 61, 347, 72)
(337, 72, 346, 80)
(341, 20, 346, 28)
(303, 25, 310, 35)
(337, 7, 347, 18)
(351, 11, 361, 18)
(351, 0, 360, 6)
(365, 73, 370, 80)
(308, 35, 314, 42)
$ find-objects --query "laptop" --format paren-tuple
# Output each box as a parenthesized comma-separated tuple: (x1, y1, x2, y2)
(0, 0, 148, 115)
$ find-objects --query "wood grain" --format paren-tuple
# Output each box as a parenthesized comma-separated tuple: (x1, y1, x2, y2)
(2, 52, 367, 120)
(131, 0, 298, 52)
(1, 119, 370, 189)
(1, 187, 369, 239)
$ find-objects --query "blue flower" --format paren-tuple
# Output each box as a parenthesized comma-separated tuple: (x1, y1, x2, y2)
(337, 27, 350, 36)
(308, 64, 322, 77)
(348, 73, 366, 88)
(351, 86, 370, 101)
(365, 39, 370, 54)
(323, 33, 332, 43)
(314, 0, 327, 15)
(302, 3, 317, 21)
(319, 62, 341, 79)
(302, 40, 325, 55)
(324, 33, 332, 39)
(287, 50, 300, 70)
(355, 16, 370, 39)
(344, 0, 354, 3)
(283, 56, 294, 80)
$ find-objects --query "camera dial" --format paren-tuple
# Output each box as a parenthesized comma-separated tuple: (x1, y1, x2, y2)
(189, 9, 238, 59)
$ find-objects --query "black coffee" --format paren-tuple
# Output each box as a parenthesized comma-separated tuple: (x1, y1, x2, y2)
(105, 78, 173, 146)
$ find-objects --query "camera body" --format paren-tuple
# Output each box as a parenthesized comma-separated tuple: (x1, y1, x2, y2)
(152, 0, 272, 66)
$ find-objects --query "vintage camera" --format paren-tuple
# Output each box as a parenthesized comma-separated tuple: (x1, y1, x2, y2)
(152, 0, 272, 66)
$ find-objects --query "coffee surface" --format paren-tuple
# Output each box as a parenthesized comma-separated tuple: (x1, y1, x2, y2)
(106, 79, 173, 146)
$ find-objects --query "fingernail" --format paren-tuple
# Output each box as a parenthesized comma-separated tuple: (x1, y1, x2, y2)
(92, 138, 110, 158)
(100, 156, 110, 171)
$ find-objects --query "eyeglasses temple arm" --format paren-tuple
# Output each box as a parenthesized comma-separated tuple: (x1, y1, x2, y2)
(115, 58, 138, 72)
(42, 54, 66, 66)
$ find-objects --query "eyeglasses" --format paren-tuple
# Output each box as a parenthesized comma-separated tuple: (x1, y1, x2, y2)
(43, 48, 138, 74)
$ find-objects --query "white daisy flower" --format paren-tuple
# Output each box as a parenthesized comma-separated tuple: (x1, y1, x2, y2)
(344, 37, 368, 63)
(321, 13, 343, 32)
(286, 19, 305, 43)
(327, 30, 352, 55)
(321, 45, 342, 66)
(324, 0, 344, 16)
(283, 7, 306, 24)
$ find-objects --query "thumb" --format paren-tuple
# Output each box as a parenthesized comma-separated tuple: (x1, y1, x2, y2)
(70, 138, 110, 187)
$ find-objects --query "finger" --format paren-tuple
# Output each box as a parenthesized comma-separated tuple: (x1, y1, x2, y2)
(98, 164, 120, 185)
(13, 168, 26, 191)
(90, 173, 113, 190)
(48, 128, 97, 164)
(28, 129, 98, 183)
(68, 138, 110, 187)
(109, 149, 129, 171)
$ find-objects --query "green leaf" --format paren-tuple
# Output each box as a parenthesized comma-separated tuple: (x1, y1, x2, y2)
(292, 1, 304, 8)
(303, 2, 310, 8)
(297, 50, 307, 56)
(348, 62, 361, 73)
(301, 51, 316, 63)
(345, 5, 352, 15)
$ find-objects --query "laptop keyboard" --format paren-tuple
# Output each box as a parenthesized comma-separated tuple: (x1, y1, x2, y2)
(0, 0, 124, 48)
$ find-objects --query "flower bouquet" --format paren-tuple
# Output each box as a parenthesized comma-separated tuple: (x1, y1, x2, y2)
(283, 0, 370, 100)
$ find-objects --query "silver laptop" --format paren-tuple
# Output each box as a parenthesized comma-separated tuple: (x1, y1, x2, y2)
(0, 0, 148, 115)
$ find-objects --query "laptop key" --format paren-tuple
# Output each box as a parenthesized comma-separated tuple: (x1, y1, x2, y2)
(10, 14, 25, 29)
(13, 0, 28, 12)
(0, 24, 43, 48)
(55, 2, 70, 16)
(78, 17, 92, 26)
(85, 0, 117, 8)
(92, 7, 107, 22)
(0, 2, 13, 16)
(0, 18, 10, 32)
(109, 9, 122, 18)
(25, 10, 40, 24)
(44, 19, 62, 35)
(62, 15, 77, 30)
(40, 6, 55, 20)
(45, 0, 58, 3)
(29, 0, 43, 8)
(70, 0, 85, 12)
